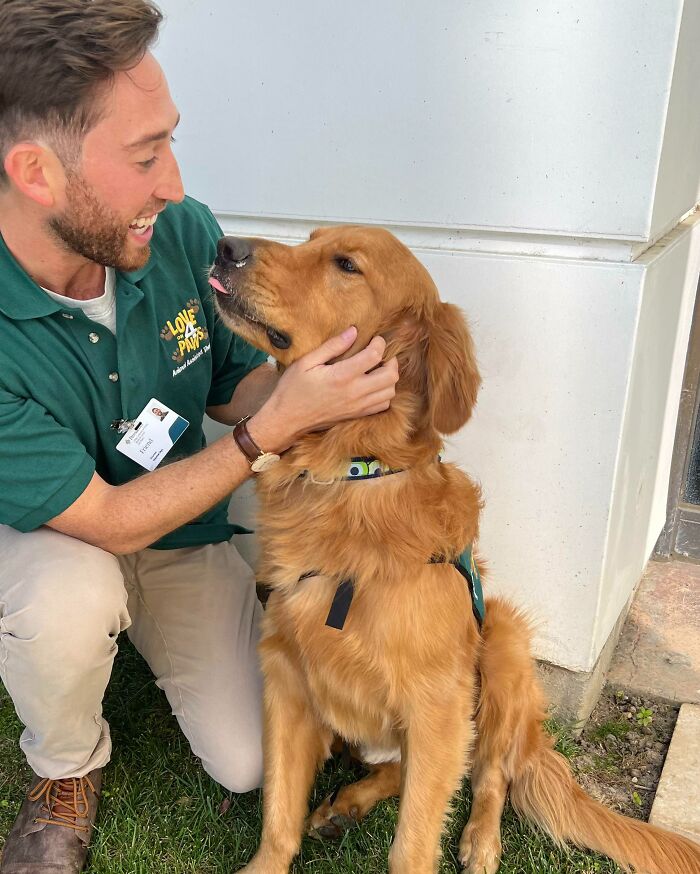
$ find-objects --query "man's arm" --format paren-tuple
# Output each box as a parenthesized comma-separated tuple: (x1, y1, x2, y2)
(46, 328, 398, 554)
(206, 359, 279, 426)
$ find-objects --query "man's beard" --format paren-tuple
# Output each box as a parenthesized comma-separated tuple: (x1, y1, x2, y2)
(48, 172, 151, 272)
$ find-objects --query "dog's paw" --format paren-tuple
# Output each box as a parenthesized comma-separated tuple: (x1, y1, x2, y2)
(459, 824, 502, 874)
(307, 794, 360, 840)
(234, 859, 287, 874)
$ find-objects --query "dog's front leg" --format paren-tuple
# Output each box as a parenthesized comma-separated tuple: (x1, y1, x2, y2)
(389, 707, 474, 874)
(237, 644, 332, 874)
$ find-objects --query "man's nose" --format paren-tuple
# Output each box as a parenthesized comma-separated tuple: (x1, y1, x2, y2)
(155, 150, 185, 204)
(215, 237, 254, 269)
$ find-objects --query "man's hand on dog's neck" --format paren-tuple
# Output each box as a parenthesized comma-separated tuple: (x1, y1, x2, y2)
(208, 326, 398, 454)
(244, 328, 399, 455)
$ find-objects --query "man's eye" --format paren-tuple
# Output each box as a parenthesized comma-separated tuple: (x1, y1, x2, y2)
(335, 256, 360, 274)
(137, 136, 176, 170)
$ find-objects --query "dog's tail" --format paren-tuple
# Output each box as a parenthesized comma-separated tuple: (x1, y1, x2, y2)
(477, 598, 700, 874)
(510, 740, 700, 874)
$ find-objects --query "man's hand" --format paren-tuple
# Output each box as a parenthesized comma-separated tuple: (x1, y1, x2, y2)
(249, 327, 399, 454)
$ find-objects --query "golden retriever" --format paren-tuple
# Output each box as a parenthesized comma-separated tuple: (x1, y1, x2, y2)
(210, 226, 700, 874)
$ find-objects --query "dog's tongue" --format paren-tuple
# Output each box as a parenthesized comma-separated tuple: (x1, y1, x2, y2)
(208, 277, 229, 295)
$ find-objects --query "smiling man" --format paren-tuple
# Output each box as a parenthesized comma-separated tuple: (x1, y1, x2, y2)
(0, 2, 399, 872)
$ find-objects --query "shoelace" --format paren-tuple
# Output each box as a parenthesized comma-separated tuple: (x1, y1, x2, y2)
(28, 775, 95, 833)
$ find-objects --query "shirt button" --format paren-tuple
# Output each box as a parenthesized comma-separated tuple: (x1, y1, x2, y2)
(61, 312, 74, 320)
(88, 332, 100, 343)
(108, 372, 119, 382)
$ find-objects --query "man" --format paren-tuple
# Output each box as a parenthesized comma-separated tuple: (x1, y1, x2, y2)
(0, 1, 399, 871)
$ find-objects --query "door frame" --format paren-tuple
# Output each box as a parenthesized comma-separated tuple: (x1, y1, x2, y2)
(655, 275, 700, 560)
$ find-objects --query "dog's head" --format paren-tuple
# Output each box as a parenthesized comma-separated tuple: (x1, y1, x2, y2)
(210, 225, 480, 436)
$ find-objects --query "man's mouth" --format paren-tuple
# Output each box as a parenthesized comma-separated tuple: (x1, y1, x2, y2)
(128, 213, 159, 241)
(208, 276, 291, 350)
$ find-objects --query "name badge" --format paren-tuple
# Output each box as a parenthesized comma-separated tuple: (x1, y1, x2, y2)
(115, 398, 189, 471)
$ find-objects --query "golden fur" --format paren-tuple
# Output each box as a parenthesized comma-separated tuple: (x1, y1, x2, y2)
(213, 226, 700, 874)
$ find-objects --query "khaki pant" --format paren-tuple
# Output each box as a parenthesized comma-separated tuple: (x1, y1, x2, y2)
(0, 525, 263, 793)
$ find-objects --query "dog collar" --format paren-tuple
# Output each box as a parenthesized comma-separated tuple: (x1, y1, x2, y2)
(343, 457, 404, 480)
(299, 456, 404, 484)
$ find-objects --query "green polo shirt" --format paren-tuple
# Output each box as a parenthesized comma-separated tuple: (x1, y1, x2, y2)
(0, 196, 267, 548)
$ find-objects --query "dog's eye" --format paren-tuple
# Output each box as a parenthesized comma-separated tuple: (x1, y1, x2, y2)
(335, 256, 361, 274)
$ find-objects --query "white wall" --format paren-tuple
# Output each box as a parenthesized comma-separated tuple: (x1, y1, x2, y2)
(594, 217, 700, 661)
(157, 0, 697, 242)
(160, 1, 700, 673)
(650, 0, 700, 239)
(444, 216, 699, 668)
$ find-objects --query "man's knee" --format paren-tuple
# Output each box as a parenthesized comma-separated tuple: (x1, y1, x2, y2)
(196, 727, 263, 794)
(202, 748, 263, 794)
(2, 531, 129, 663)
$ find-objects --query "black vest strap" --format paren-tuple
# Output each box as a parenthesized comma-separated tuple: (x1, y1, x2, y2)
(430, 551, 484, 630)
(298, 546, 484, 632)
(325, 579, 355, 630)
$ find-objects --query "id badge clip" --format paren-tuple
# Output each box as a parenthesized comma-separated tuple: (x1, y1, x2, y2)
(114, 398, 189, 471)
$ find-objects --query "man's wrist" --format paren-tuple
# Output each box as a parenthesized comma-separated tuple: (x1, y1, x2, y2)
(232, 417, 282, 473)
(245, 401, 299, 457)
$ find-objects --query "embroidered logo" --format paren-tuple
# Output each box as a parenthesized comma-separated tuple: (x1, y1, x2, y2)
(160, 299, 210, 373)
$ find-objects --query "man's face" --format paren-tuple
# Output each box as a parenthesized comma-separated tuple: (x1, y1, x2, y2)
(48, 53, 184, 272)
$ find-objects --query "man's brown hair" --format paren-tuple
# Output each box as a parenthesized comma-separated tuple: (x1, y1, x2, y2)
(0, 0, 163, 186)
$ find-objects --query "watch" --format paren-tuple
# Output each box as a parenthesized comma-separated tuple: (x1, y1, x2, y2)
(232, 417, 281, 473)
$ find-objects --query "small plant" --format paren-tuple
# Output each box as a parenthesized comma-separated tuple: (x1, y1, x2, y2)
(631, 791, 643, 807)
(636, 707, 654, 727)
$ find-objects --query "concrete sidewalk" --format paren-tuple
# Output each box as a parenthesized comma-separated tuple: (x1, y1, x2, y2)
(649, 704, 700, 845)
(608, 559, 700, 704)
(607, 559, 700, 845)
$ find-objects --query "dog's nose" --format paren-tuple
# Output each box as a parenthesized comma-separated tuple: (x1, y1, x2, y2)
(216, 236, 253, 269)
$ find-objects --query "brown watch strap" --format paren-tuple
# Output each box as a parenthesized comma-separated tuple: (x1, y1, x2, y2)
(232, 417, 264, 464)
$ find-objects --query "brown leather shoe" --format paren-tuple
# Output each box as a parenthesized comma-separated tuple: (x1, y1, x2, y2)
(0, 769, 101, 873)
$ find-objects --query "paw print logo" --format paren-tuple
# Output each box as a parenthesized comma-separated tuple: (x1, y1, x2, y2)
(187, 299, 200, 315)
(160, 325, 173, 342)
(172, 350, 185, 364)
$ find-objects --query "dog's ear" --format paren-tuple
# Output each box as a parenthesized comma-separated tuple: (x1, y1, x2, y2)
(425, 302, 481, 434)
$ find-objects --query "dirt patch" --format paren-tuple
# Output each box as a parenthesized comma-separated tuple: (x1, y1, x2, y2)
(566, 685, 679, 821)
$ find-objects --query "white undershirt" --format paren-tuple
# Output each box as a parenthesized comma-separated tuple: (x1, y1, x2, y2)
(43, 267, 117, 334)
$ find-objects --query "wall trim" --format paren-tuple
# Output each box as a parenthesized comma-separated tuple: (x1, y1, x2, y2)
(213, 205, 699, 265)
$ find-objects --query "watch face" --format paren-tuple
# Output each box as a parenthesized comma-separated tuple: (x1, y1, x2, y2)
(251, 452, 281, 473)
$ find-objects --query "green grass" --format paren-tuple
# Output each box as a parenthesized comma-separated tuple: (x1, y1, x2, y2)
(588, 720, 630, 743)
(0, 642, 622, 873)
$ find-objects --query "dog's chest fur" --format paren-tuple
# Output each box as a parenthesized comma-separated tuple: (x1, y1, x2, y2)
(261, 568, 478, 747)
(256, 466, 481, 747)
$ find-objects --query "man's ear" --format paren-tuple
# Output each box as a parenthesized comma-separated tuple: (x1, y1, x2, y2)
(3, 142, 64, 207)
(425, 302, 481, 434)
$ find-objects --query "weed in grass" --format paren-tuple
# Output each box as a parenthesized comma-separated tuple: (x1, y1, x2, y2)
(636, 707, 654, 727)
(544, 718, 582, 760)
(589, 720, 630, 742)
